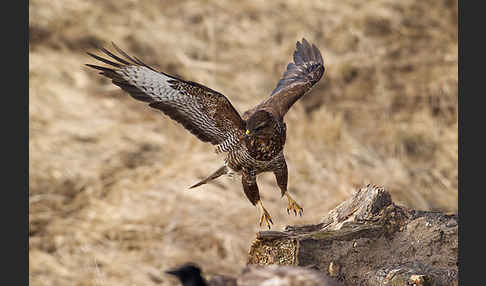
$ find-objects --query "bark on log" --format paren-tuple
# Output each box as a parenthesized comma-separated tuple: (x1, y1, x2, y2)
(246, 184, 458, 286)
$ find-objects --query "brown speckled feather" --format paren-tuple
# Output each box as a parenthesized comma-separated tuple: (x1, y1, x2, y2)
(243, 38, 325, 120)
(86, 43, 245, 145)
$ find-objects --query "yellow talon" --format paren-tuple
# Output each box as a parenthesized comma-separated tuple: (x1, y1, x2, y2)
(284, 192, 303, 216)
(257, 201, 273, 229)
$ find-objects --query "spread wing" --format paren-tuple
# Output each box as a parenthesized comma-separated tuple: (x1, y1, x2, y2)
(86, 43, 245, 146)
(245, 38, 324, 120)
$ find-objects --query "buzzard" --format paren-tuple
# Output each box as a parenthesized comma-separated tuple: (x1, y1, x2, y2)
(86, 38, 325, 229)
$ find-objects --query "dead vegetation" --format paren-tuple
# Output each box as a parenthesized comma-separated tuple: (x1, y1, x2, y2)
(29, 0, 457, 285)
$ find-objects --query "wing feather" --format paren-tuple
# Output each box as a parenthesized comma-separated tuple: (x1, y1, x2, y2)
(245, 38, 325, 120)
(86, 43, 245, 147)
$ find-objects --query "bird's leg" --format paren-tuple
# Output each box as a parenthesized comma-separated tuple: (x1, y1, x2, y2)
(257, 200, 273, 229)
(242, 169, 273, 229)
(274, 159, 303, 216)
(284, 192, 303, 216)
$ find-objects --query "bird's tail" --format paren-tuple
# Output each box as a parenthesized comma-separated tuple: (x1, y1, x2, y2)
(189, 165, 228, 189)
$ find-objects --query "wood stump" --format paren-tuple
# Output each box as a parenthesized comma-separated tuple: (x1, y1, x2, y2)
(245, 184, 458, 286)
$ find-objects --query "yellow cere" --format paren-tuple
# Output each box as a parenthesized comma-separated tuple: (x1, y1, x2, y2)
(246, 130, 250, 135)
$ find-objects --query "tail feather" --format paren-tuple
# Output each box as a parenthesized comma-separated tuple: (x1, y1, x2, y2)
(189, 165, 228, 189)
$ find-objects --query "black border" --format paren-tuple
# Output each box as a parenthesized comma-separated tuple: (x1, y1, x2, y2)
(457, 0, 463, 283)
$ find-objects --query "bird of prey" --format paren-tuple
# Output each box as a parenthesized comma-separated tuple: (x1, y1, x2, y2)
(86, 38, 325, 229)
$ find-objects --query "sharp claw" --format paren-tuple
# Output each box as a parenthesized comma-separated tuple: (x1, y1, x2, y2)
(294, 209, 297, 216)
(269, 217, 273, 224)
(287, 208, 290, 215)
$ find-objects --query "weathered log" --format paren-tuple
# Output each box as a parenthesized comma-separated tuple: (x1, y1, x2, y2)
(246, 184, 458, 286)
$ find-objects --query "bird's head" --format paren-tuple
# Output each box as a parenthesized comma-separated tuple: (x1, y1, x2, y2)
(245, 110, 276, 139)
(165, 263, 207, 285)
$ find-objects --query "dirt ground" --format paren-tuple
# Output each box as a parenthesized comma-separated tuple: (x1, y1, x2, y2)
(29, 0, 457, 285)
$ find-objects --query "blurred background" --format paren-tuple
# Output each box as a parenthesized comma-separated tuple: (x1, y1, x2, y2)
(29, 0, 457, 285)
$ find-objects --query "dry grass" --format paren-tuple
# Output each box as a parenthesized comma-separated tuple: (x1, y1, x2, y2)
(29, 0, 457, 285)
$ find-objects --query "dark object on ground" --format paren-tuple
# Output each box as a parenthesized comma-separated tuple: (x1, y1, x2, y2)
(247, 184, 458, 286)
(166, 263, 208, 286)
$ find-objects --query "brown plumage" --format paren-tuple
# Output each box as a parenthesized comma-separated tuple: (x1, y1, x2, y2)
(86, 38, 325, 228)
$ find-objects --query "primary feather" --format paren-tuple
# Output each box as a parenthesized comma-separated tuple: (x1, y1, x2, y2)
(86, 43, 245, 146)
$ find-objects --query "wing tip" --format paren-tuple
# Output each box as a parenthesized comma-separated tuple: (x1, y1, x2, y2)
(270, 38, 325, 97)
(294, 38, 324, 65)
(86, 41, 154, 70)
